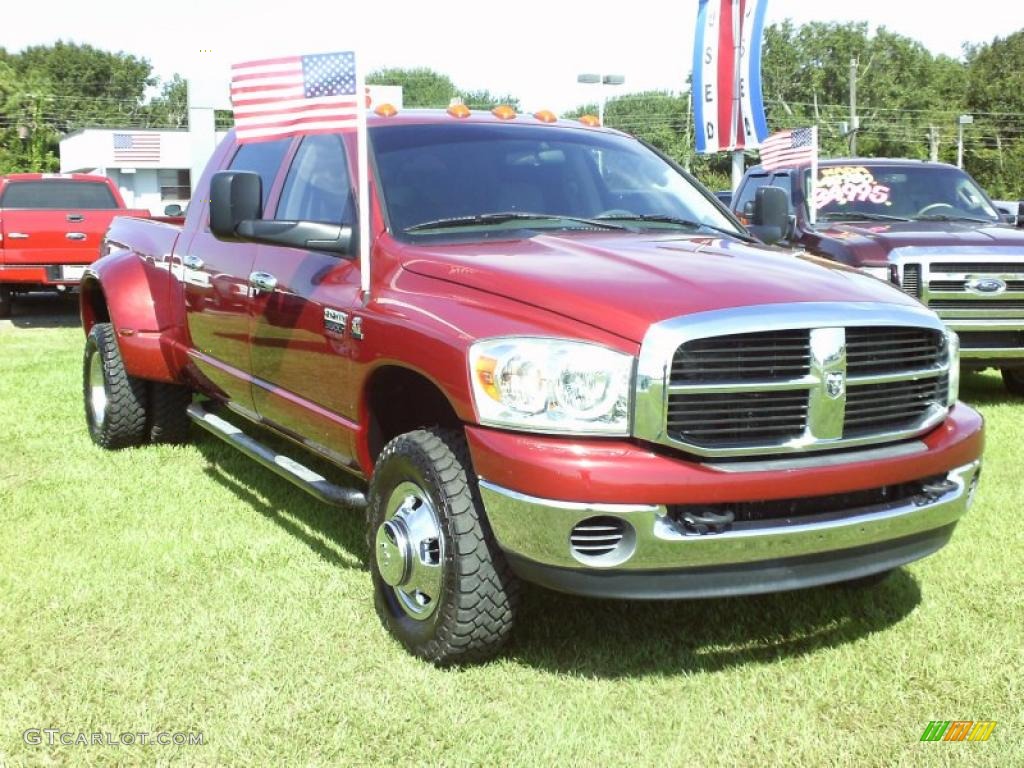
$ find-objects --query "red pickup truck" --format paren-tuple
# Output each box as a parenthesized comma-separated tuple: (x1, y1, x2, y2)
(80, 110, 984, 664)
(0, 173, 149, 318)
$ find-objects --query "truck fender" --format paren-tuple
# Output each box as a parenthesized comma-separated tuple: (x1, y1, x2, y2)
(80, 249, 182, 383)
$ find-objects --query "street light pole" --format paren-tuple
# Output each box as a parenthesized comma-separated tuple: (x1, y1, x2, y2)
(957, 114, 974, 169)
(577, 73, 625, 126)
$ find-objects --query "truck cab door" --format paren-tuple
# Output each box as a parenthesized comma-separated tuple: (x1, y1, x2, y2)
(248, 133, 363, 466)
(181, 138, 292, 415)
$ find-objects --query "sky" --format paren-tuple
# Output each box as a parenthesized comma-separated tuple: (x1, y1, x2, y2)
(4, 0, 1023, 113)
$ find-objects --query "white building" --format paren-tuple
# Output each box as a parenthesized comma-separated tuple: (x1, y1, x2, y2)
(59, 128, 226, 215)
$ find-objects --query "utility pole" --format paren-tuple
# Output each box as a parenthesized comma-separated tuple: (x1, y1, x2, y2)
(849, 58, 859, 156)
(957, 114, 974, 169)
(928, 126, 939, 162)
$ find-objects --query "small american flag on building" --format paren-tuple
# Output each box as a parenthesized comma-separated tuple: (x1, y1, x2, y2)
(759, 127, 818, 171)
(231, 51, 360, 143)
(113, 132, 161, 162)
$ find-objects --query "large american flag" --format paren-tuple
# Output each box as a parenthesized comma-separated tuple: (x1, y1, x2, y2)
(113, 132, 161, 162)
(759, 127, 817, 171)
(231, 51, 360, 143)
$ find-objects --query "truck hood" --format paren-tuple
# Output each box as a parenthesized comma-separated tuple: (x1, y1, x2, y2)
(400, 232, 922, 343)
(813, 220, 1024, 263)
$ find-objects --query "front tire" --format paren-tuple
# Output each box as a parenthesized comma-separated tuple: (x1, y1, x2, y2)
(0, 286, 11, 319)
(367, 428, 519, 665)
(83, 322, 148, 449)
(1001, 367, 1024, 396)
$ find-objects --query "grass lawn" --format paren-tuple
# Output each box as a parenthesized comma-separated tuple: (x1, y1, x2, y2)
(1, 311, 1021, 766)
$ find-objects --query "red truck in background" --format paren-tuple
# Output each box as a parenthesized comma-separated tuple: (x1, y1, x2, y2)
(0, 173, 149, 318)
(79, 110, 984, 664)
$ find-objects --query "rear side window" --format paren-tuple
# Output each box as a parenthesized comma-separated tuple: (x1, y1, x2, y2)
(228, 138, 291, 208)
(733, 173, 792, 214)
(0, 180, 118, 209)
(276, 134, 354, 225)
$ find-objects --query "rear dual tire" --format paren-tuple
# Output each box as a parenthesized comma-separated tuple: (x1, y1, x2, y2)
(1002, 367, 1024, 396)
(83, 322, 191, 448)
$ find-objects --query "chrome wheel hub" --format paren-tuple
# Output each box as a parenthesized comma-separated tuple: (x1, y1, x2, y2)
(375, 481, 444, 621)
(88, 349, 107, 428)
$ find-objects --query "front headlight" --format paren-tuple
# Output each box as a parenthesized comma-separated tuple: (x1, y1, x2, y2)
(469, 338, 633, 435)
(947, 330, 960, 406)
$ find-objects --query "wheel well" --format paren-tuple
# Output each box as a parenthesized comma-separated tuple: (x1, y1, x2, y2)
(366, 367, 462, 462)
(80, 278, 110, 332)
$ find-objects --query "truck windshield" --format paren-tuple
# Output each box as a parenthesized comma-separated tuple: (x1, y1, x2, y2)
(810, 164, 1000, 223)
(371, 123, 742, 240)
(0, 180, 119, 209)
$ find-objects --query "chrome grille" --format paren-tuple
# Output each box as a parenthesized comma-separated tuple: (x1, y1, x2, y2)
(900, 264, 922, 298)
(671, 330, 809, 381)
(667, 390, 807, 445)
(845, 327, 945, 374)
(844, 374, 949, 438)
(634, 304, 952, 459)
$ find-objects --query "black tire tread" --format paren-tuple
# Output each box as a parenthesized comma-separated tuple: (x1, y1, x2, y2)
(1001, 367, 1024, 397)
(83, 322, 148, 449)
(0, 286, 11, 319)
(368, 428, 520, 665)
(148, 381, 192, 444)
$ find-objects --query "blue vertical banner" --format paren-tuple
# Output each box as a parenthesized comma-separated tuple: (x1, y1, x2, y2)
(693, 0, 769, 153)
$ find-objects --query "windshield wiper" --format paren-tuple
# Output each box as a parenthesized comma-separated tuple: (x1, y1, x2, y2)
(818, 211, 911, 222)
(405, 212, 628, 233)
(913, 213, 994, 224)
(594, 213, 754, 241)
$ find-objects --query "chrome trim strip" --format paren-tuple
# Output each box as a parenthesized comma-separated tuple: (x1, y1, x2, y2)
(479, 460, 980, 572)
(667, 375, 816, 394)
(808, 327, 846, 440)
(704, 440, 928, 473)
(846, 366, 946, 385)
(634, 302, 949, 458)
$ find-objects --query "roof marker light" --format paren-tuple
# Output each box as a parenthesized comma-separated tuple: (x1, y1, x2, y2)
(491, 105, 517, 120)
(533, 110, 557, 123)
(578, 114, 601, 127)
(447, 103, 471, 119)
(374, 103, 398, 117)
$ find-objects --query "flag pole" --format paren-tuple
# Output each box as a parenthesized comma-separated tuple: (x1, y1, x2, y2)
(808, 125, 819, 226)
(355, 51, 372, 299)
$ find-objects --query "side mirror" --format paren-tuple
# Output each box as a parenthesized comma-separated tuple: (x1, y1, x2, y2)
(163, 203, 183, 216)
(748, 186, 790, 244)
(210, 171, 262, 241)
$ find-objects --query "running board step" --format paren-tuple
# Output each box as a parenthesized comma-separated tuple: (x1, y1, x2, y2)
(187, 403, 367, 509)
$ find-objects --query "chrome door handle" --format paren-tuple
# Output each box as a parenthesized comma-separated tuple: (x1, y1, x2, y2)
(182, 254, 204, 270)
(66, 232, 86, 241)
(249, 271, 278, 293)
(8, 232, 29, 239)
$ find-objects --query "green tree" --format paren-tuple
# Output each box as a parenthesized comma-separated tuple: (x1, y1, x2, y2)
(11, 41, 154, 132)
(963, 30, 1024, 197)
(367, 67, 519, 110)
(366, 67, 458, 107)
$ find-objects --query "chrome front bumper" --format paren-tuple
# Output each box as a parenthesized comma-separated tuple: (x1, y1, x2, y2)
(478, 460, 981, 597)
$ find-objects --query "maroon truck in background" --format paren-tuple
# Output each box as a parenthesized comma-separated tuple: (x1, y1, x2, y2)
(734, 159, 1024, 394)
(78, 111, 984, 664)
(0, 173, 149, 318)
